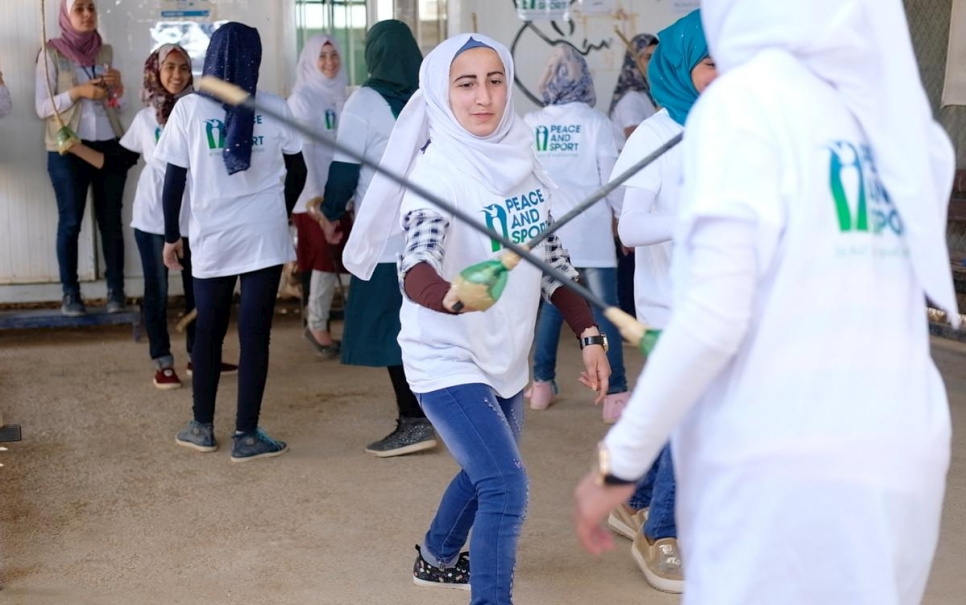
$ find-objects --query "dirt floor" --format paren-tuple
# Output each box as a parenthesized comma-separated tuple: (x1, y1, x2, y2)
(0, 313, 964, 604)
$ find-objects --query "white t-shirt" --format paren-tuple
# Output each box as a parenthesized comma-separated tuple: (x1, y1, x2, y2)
(398, 148, 548, 398)
(288, 89, 342, 214)
(333, 87, 401, 262)
(154, 91, 302, 278)
(607, 51, 951, 604)
(612, 109, 684, 328)
(524, 102, 619, 268)
(120, 107, 190, 236)
(610, 90, 656, 151)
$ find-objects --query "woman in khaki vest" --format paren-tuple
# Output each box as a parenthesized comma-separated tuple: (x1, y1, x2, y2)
(35, 0, 128, 316)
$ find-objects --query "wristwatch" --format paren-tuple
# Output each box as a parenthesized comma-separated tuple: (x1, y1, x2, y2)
(579, 333, 608, 352)
(595, 442, 636, 487)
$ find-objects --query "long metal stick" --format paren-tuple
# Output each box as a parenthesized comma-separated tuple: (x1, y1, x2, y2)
(196, 77, 655, 348)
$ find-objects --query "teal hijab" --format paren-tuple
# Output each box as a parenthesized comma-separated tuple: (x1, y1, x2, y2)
(647, 9, 709, 126)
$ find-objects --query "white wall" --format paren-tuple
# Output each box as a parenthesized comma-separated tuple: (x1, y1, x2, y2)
(451, 0, 699, 115)
(0, 0, 297, 303)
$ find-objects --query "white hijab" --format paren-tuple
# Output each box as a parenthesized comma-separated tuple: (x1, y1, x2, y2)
(701, 0, 959, 323)
(291, 34, 348, 103)
(343, 33, 540, 280)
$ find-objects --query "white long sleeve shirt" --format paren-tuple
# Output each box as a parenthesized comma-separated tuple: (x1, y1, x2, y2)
(35, 53, 121, 141)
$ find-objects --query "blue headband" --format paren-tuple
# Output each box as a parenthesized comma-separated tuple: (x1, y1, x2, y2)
(454, 36, 493, 60)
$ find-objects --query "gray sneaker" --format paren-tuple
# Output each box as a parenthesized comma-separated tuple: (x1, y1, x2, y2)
(230, 428, 289, 463)
(365, 417, 437, 458)
(61, 293, 86, 317)
(175, 420, 217, 453)
(106, 290, 126, 314)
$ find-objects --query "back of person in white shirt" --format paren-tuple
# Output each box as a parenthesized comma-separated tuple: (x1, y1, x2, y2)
(604, 9, 716, 594)
(319, 20, 438, 459)
(575, 2, 958, 603)
(155, 22, 307, 463)
(523, 44, 631, 421)
(287, 33, 347, 357)
(342, 33, 609, 600)
(117, 44, 204, 391)
(608, 33, 660, 337)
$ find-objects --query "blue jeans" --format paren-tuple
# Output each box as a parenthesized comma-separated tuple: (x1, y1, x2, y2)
(134, 230, 195, 368)
(191, 264, 282, 434)
(47, 140, 127, 296)
(532, 267, 627, 394)
(417, 384, 527, 605)
(628, 444, 677, 540)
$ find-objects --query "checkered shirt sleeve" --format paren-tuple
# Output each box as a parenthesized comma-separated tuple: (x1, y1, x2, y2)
(398, 208, 450, 295)
(540, 225, 580, 302)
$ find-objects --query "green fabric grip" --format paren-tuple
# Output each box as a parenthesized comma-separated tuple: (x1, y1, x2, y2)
(459, 259, 509, 302)
(639, 329, 662, 356)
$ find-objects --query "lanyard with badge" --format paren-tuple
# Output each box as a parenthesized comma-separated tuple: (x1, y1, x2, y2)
(82, 64, 120, 109)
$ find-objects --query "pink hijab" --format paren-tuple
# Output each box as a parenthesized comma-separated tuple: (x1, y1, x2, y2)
(48, 0, 103, 67)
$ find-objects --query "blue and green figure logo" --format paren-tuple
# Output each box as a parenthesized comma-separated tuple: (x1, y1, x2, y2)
(154, 127, 162, 143)
(483, 203, 509, 252)
(828, 140, 903, 236)
(325, 109, 337, 131)
(535, 125, 549, 152)
(205, 119, 226, 150)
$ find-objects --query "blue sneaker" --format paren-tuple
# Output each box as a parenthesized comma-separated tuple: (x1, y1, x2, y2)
(175, 420, 217, 453)
(230, 428, 289, 463)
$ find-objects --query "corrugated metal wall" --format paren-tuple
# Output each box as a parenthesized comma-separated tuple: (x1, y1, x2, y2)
(0, 0, 296, 302)
(0, 0, 97, 287)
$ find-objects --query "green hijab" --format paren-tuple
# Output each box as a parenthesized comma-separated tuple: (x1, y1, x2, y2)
(362, 20, 423, 117)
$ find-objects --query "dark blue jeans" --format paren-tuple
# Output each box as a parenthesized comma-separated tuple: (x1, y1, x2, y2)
(628, 444, 677, 540)
(417, 384, 527, 605)
(532, 267, 628, 394)
(191, 264, 283, 434)
(134, 230, 195, 368)
(47, 140, 127, 296)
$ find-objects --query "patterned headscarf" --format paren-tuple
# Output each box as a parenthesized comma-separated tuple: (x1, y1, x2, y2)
(140, 44, 193, 126)
(537, 44, 597, 107)
(608, 33, 658, 116)
(648, 10, 708, 126)
(48, 0, 103, 67)
(202, 22, 261, 175)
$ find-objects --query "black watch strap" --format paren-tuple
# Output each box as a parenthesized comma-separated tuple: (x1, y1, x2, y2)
(579, 335, 606, 350)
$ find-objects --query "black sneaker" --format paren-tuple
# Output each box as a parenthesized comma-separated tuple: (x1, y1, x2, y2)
(175, 420, 217, 452)
(365, 417, 437, 458)
(412, 545, 470, 591)
(106, 290, 126, 314)
(61, 293, 86, 317)
(230, 428, 289, 463)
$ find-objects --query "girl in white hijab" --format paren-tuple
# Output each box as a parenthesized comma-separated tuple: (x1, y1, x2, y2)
(345, 33, 610, 601)
(288, 34, 348, 357)
(573, 1, 958, 604)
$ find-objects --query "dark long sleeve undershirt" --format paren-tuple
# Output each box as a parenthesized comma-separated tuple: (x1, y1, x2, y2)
(403, 261, 596, 334)
(321, 161, 361, 221)
(162, 163, 188, 244)
(283, 152, 307, 216)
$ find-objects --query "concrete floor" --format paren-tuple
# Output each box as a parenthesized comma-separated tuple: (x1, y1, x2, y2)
(0, 314, 964, 604)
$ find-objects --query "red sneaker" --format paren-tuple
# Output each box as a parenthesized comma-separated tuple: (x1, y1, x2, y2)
(153, 367, 183, 390)
(186, 362, 239, 377)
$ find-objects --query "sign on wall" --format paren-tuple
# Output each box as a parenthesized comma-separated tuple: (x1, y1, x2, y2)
(516, 0, 570, 21)
(578, 0, 616, 16)
(159, 0, 215, 19)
